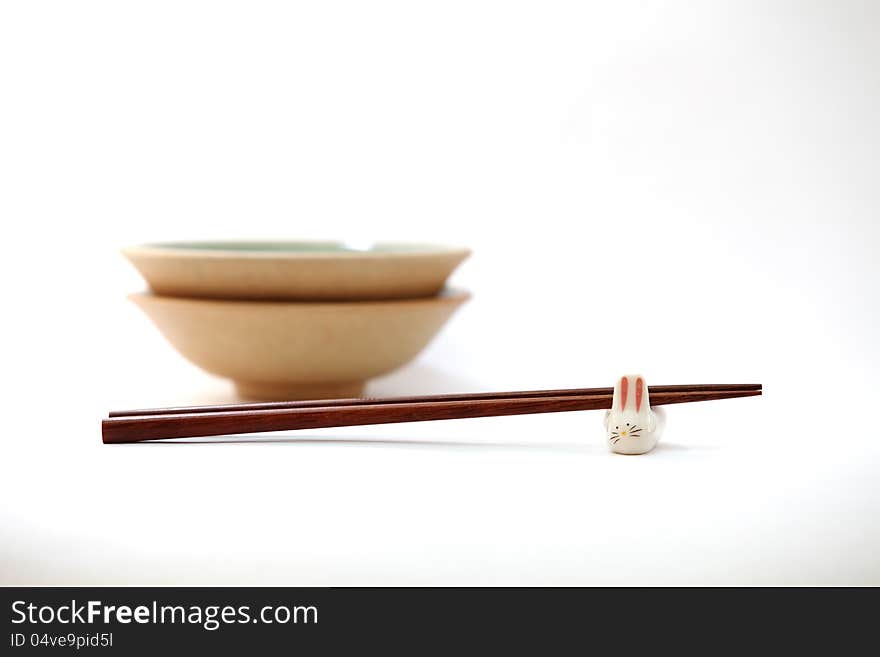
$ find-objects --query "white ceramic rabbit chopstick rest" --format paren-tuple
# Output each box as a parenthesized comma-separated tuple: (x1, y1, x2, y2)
(605, 375, 665, 455)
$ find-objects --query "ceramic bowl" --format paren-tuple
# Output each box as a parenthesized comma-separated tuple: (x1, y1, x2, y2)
(123, 241, 470, 301)
(130, 289, 469, 400)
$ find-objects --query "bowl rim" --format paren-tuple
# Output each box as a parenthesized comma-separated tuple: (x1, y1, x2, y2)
(123, 240, 471, 260)
(128, 287, 471, 308)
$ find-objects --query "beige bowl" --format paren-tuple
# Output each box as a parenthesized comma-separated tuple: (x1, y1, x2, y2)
(123, 241, 470, 301)
(131, 289, 469, 400)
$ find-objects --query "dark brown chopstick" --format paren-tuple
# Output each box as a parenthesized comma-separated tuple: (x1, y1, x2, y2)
(108, 383, 762, 418)
(102, 388, 761, 444)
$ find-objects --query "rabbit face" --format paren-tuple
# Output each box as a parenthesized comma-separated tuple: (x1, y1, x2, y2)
(608, 419, 649, 443)
(604, 375, 661, 454)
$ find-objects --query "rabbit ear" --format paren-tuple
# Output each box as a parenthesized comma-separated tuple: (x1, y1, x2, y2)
(637, 376, 651, 411)
(618, 376, 629, 413)
(633, 375, 653, 424)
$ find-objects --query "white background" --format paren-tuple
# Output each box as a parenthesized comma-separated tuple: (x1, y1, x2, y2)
(1, 1, 878, 584)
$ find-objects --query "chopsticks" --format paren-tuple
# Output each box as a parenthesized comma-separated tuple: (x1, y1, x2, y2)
(108, 383, 761, 417)
(102, 383, 761, 444)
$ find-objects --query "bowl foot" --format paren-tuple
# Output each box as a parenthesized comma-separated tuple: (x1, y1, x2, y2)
(234, 380, 366, 402)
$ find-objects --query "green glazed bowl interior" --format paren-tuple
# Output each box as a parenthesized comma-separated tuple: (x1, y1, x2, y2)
(141, 241, 466, 256)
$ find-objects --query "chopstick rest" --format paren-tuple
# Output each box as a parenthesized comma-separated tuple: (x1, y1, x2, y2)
(605, 375, 664, 455)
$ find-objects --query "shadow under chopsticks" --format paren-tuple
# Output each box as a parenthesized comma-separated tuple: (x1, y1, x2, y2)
(128, 434, 599, 453)
(119, 435, 716, 454)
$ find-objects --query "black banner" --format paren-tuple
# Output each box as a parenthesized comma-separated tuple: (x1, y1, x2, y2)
(0, 587, 870, 653)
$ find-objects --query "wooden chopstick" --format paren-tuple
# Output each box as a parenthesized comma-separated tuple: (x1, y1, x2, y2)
(102, 388, 761, 444)
(108, 383, 762, 418)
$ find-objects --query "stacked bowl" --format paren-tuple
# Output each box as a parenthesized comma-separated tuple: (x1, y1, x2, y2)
(124, 241, 470, 400)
